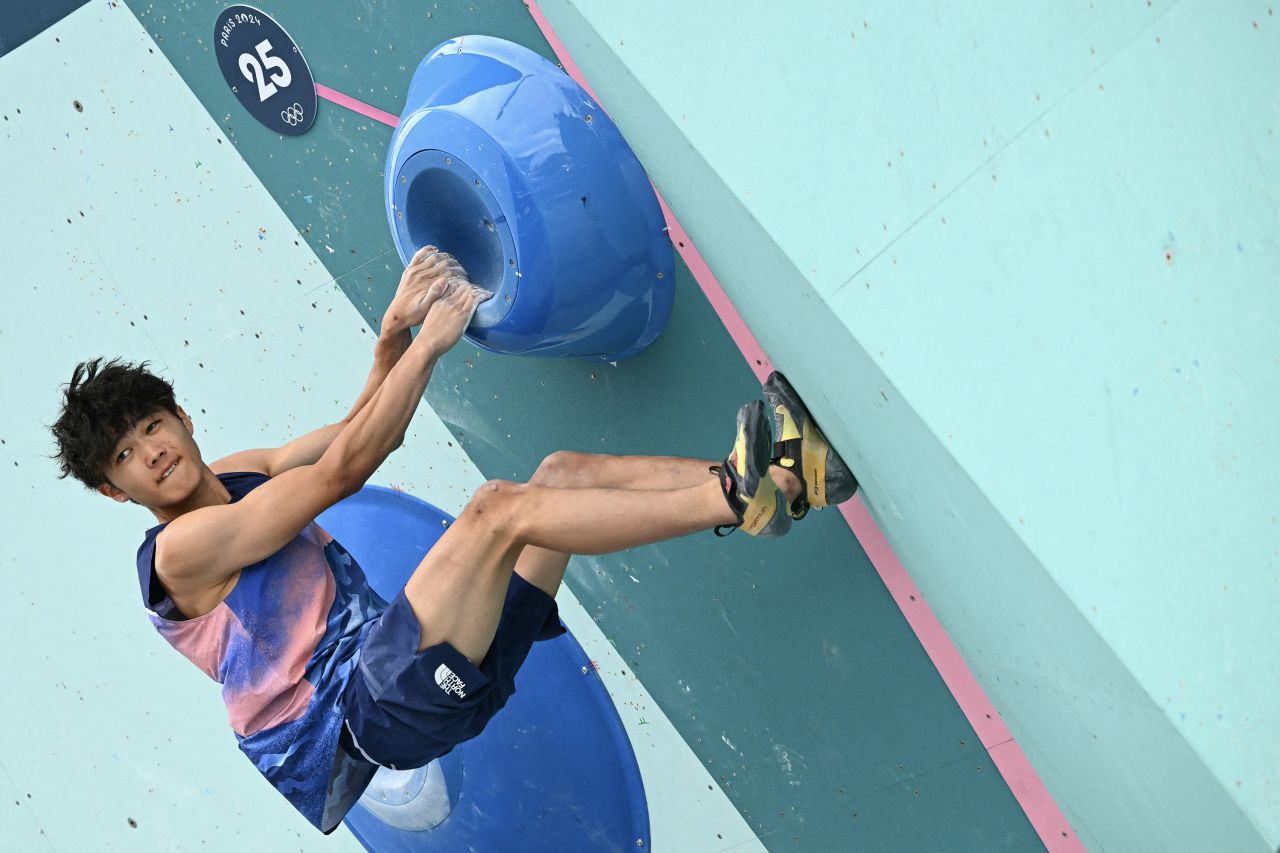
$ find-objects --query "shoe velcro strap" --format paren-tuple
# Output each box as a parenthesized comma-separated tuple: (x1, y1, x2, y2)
(772, 438, 803, 469)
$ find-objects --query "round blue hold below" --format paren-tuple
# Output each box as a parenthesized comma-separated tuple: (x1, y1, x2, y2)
(384, 36, 675, 360)
(318, 487, 650, 851)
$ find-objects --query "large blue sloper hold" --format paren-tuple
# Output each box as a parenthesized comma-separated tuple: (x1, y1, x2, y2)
(317, 487, 650, 852)
(384, 36, 675, 360)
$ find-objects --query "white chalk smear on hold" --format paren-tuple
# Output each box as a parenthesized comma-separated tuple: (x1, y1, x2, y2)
(465, 288, 493, 328)
(721, 734, 738, 753)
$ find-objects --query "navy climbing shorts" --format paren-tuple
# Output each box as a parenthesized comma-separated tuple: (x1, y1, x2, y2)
(340, 573, 565, 771)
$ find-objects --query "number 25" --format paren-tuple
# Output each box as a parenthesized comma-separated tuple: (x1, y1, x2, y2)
(238, 39, 292, 102)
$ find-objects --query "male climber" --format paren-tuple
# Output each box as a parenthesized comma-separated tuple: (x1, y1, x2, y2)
(50, 245, 858, 833)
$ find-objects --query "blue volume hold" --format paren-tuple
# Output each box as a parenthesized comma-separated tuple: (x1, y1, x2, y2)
(384, 36, 675, 360)
(318, 486, 650, 851)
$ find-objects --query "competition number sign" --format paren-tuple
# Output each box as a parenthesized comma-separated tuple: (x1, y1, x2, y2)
(214, 5, 317, 136)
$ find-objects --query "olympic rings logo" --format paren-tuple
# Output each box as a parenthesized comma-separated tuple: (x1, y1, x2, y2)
(281, 102, 305, 125)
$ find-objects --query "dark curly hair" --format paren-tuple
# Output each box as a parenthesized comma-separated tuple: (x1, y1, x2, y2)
(51, 358, 179, 489)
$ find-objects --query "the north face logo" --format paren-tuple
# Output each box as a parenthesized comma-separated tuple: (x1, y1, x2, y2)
(434, 663, 467, 698)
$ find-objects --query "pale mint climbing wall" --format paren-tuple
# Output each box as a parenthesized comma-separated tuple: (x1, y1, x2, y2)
(532, 0, 1280, 851)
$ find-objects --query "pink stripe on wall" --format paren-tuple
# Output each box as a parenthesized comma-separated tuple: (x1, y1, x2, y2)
(839, 499, 1081, 847)
(315, 83, 400, 128)
(521, 2, 1083, 850)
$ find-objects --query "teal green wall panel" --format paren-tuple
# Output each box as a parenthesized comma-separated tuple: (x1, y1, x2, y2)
(533, 0, 1279, 850)
(132, 0, 556, 297)
(123, 0, 1047, 850)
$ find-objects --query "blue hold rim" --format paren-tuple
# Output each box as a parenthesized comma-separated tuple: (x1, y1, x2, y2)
(394, 149, 519, 328)
(385, 36, 675, 360)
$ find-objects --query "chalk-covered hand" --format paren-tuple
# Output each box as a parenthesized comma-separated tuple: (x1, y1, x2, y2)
(417, 276, 493, 355)
(381, 245, 468, 334)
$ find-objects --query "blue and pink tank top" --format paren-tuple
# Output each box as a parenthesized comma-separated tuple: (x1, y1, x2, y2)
(135, 471, 385, 832)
